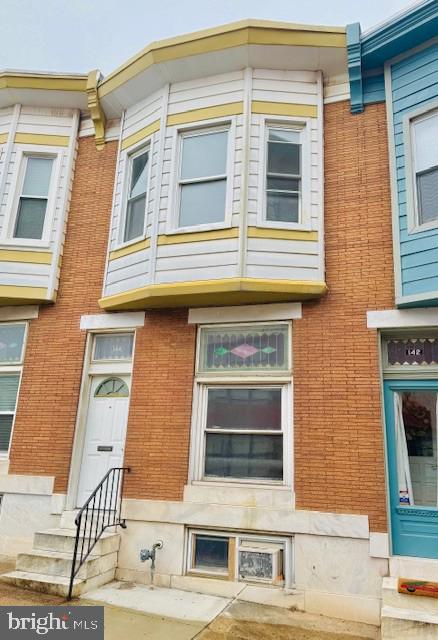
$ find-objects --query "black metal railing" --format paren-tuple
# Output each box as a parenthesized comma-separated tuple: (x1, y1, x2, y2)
(67, 466, 130, 600)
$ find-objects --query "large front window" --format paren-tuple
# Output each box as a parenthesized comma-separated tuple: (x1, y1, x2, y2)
(178, 128, 228, 228)
(191, 322, 291, 485)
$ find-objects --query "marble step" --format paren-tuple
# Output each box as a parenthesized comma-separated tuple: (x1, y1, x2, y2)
(34, 528, 120, 556)
(382, 577, 438, 614)
(1, 568, 115, 598)
(16, 549, 118, 580)
(60, 510, 120, 530)
(389, 556, 438, 582)
(381, 605, 438, 640)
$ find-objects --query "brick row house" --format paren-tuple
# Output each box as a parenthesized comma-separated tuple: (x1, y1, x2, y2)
(0, 3, 437, 635)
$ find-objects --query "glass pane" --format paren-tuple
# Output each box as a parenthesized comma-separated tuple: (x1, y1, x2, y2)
(0, 415, 14, 452)
(179, 180, 226, 227)
(0, 324, 26, 364)
(181, 131, 228, 180)
(194, 535, 229, 572)
(267, 192, 299, 223)
(417, 168, 438, 225)
(267, 177, 300, 192)
(398, 391, 438, 507)
(0, 375, 20, 411)
(124, 195, 146, 241)
(269, 129, 300, 144)
(199, 324, 289, 373)
(130, 152, 149, 199)
(414, 114, 438, 173)
(95, 377, 129, 397)
(22, 157, 53, 197)
(14, 198, 47, 239)
(267, 141, 300, 175)
(207, 388, 281, 431)
(205, 433, 283, 480)
(94, 334, 133, 360)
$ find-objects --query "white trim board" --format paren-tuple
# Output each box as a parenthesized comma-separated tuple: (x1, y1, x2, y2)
(0, 305, 39, 321)
(80, 312, 145, 330)
(367, 308, 438, 329)
(188, 302, 302, 324)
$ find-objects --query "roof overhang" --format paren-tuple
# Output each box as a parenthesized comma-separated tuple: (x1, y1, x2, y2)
(0, 71, 88, 110)
(97, 19, 347, 118)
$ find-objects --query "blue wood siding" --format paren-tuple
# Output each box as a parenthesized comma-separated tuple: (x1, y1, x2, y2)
(391, 42, 438, 303)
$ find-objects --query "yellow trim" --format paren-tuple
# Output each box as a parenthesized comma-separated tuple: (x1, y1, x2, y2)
(14, 133, 69, 147)
(109, 238, 151, 261)
(87, 69, 106, 150)
(0, 284, 49, 304)
(99, 277, 327, 311)
(251, 101, 317, 118)
(99, 20, 346, 98)
(167, 103, 243, 126)
(121, 120, 160, 151)
(0, 72, 87, 92)
(247, 227, 318, 241)
(158, 228, 239, 245)
(0, 133, 8, 144)
(0, 249, 52, 265)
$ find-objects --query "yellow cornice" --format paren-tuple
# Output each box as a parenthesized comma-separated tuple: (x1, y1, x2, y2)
(98, 20, 346, 98)
(99, 277, 327, 311)
(87, 69, 106, 150)
(0, 72, 87, 92)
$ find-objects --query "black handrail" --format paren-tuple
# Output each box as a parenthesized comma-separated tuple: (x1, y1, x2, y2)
(67, 466, 130, 600)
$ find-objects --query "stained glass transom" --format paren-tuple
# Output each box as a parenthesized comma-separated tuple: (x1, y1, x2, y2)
(387, 338, 438, 367)
(198, 324, 289, 373)
(95, 378, 129, 397)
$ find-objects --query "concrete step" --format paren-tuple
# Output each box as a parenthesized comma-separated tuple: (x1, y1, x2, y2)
(382, 577, 438, 614)
(34, 528, 120, 556)
(60, 510, 119, 530)
(0, 568, 115, 598)
(381, 605, 438, 640)
(16, 549, 118, 580)
(389, 556, 438, 582)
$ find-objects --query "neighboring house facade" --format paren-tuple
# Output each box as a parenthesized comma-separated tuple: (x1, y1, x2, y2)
(0, 8, 434, 634)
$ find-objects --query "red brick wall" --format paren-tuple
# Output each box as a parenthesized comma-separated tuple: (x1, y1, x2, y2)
(9, 137, 118, 492)
(293, 101, 394, 532)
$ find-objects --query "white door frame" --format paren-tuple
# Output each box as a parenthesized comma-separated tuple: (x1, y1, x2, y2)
(66, 331, 135, 511)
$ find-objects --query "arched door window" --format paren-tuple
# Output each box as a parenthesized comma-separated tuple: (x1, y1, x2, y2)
(95, 377, 129, 398)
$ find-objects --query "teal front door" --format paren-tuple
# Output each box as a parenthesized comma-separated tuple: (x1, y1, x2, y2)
(384, 380, 438, 559)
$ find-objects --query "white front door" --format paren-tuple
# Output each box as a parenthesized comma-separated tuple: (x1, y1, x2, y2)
(76, 375, 130, 507)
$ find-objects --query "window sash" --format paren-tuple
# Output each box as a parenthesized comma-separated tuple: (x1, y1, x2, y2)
(265, 127, 302, 224)
(123, 148, 149, 242)
(0, 323, 27, 365)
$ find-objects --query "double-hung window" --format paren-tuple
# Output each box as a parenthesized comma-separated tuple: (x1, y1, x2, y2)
(124, 148, 149, 243)
(265, 127, 301, 224)
(0, 323, 26, 454)
(192, 323, 291, 484)
(178, 127, 228, 229)
(411, 111, 438, 226)
(14, 156, 54, 240)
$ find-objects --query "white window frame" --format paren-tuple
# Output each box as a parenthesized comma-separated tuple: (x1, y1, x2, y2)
(117, 140, 153, 249)
(0, 321, 28, 458)
(91, 331, 135, 364)
(257, 116, 312, 231)
(404, 102, 438, 234)
(167, 119, 235, 234)
(185, 528, 293, 588)
(2, 147, 61, 247)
